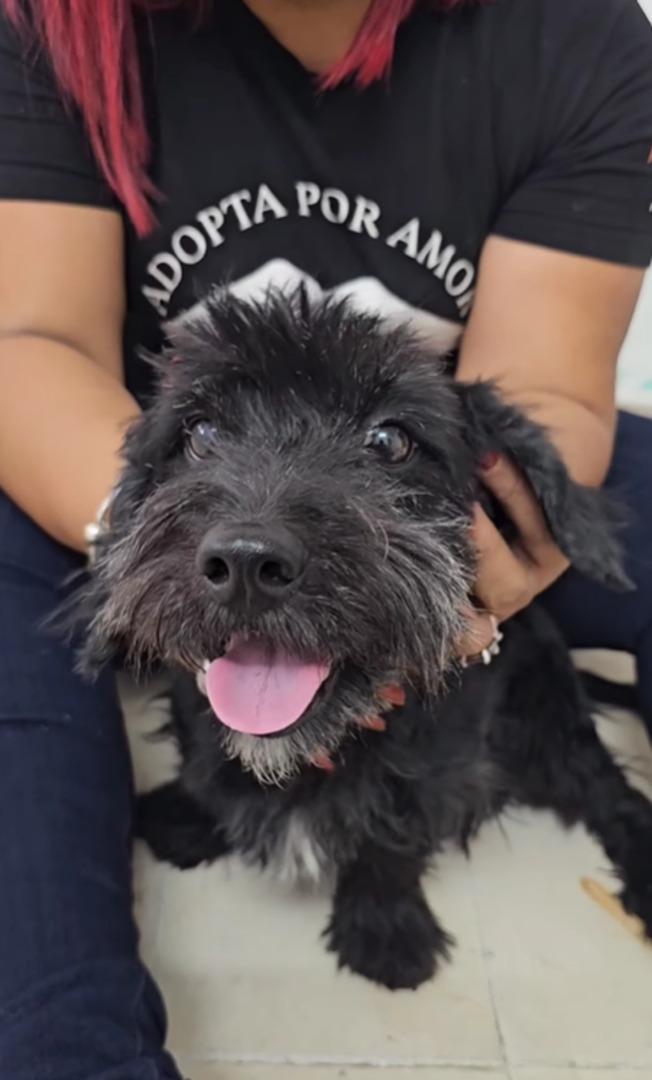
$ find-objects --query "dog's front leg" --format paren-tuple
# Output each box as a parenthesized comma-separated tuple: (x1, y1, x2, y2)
(540, 733, 652, 939)
(136, 780, 232, 870)
(497, 609, 652, 940)
(324, 844, 453, 990)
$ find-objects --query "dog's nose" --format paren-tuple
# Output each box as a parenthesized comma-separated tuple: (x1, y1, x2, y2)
(197, 524, 308, 607)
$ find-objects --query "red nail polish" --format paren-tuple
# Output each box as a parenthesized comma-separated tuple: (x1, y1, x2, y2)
(480, 451, 499, 471)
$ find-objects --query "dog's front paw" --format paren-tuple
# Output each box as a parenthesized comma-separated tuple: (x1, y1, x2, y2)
(325, 886, 453, 990)
(136, 781, 231, 869)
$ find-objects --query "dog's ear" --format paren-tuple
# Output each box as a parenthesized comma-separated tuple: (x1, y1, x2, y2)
(457, 380, 632, 591)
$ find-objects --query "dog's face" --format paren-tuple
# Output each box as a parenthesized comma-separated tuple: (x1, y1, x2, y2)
(81, 292, 629, 783)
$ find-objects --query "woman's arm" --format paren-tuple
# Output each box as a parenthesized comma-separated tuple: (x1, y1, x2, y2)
(455, 234, 645, 651)
(0, 201, 140, 552)
(459, 235, 645, 482)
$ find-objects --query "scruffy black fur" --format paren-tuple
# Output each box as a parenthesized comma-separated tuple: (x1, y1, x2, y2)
(78, 291, 652, 990)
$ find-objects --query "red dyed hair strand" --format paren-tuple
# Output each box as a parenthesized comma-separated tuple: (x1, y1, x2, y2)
(3, 0, 470, 235)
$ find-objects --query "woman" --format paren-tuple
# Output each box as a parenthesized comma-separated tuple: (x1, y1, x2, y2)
(0, 0, 651, 1075)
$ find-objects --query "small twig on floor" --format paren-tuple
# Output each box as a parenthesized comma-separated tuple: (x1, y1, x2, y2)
(581, 877, 651, 951)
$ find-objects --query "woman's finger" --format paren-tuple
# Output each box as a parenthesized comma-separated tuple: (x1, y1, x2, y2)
(480, 452, 561, 563)
(472, 503, 533, 618)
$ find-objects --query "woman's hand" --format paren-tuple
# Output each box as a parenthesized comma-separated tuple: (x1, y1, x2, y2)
(450, 232, 644, 661)
(457, 453, 570, 659)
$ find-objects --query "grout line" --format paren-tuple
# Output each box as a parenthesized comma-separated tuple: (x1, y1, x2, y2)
(464, 851, 652, 1078)
(466, 845, 513, 1079)
(189, 1053, 506, 1068)
(508, 1062, 652, 1072)
(186, 1055, 652, 1072)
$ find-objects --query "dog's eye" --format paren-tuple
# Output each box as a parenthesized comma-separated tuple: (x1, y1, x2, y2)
(185, 420, 219, 461)
(364, 424, 413, 464)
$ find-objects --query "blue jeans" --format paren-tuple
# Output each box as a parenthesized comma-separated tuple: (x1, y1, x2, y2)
(0, 511, 181, 1076)
(0, 411, 651, 1078)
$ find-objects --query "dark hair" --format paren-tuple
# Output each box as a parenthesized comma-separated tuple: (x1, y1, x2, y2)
(3, 0, 475, 234)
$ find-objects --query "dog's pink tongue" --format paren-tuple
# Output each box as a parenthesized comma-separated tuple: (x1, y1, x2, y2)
(205, 640, 330, 736)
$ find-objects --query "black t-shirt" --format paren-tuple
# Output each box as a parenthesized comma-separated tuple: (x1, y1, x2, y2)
(1, 0, 652, 404)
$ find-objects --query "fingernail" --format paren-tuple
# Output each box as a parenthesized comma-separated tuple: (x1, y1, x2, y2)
(480, 451, 500, 472)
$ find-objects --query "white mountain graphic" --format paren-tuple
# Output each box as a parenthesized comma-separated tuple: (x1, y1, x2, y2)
(182, 258, 463, 355)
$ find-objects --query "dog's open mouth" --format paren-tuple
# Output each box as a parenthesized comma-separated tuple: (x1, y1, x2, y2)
(198, 637, 332, 737)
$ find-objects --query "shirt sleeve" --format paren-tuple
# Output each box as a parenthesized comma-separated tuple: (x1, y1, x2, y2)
(0, 10, 116, 208)
(492, 0, 652, 268)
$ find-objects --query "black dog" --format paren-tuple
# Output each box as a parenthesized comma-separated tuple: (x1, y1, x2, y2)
(78, 291, 652, 991)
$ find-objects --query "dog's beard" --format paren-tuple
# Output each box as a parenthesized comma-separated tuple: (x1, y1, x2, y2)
(82, 479, 474, 785)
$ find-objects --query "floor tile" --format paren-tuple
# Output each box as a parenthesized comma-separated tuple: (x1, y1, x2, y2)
(186, 1068, 508, 1080)
(594, 709, 652, 800)
(572, 650, 652, 797)
(120, 673, 179, 792)
(512, 1071, 649, 1080)
(469, 812, 652, 1067)
(124, 666, 652, 1074)
(147, 848, 501, 1065)
(133, 843, 167, 957)
(124, 676, 179, 960)
(572, 648, 636, 686)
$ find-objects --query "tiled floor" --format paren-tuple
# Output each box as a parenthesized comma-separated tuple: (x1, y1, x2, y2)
(123, 650, 652, 1080)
